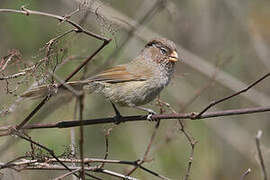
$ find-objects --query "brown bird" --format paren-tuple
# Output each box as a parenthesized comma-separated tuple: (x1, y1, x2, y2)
(21, 38, 179, 118)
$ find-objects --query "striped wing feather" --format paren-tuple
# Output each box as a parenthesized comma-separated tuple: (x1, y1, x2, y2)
(88, 65, 146, 83)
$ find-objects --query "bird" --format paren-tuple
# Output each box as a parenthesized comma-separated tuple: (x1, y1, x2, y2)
(21, 38, 179, 119)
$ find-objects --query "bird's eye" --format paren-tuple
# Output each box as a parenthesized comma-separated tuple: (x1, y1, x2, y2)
(160, 47, 168, 55)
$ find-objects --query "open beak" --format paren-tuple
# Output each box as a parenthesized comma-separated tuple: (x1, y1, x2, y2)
(168, 51, 179, 63)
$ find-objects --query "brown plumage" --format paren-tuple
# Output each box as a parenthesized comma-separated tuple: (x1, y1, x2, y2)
(21, 38, 179, 107)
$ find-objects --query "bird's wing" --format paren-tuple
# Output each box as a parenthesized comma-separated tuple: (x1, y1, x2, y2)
(88, 65, 147, 83)
(21, 64, 151, 98)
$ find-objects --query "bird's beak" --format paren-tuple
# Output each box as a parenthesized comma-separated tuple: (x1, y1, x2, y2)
(168, 51, 179, 63)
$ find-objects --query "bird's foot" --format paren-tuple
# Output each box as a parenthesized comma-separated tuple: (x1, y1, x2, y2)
(146, 109, 157, 121)
(147, 112, 156, 121)
(111, 102, 122, 125)
(134, 106, 157, 121)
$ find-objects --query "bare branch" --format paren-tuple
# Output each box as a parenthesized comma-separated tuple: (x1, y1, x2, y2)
(83, 0, 270, 107)
(0, 7, 111, 130)
(196, 72, 270, 117)
(0, 155, 171, 179)
(126, 120, 160, 176)
(0, 51, 20, 73)
(0, 7, 110, 41)
(255, 130, 268, 180)
(98, 128, 112, 169)
(78, 94, 85, 180)
(157, 100, 197, 180)
(93, 0, 166, 73)
(53, 168, 81, 180)
(95, 168, 138, 180)
(13, 131, 80, 178)
(240, 168, 251, 180)
(12, 106, 270, 131)
(47, 71, 82, 97)
(16, 40, 110, 130)
(0, 158, 139, 180)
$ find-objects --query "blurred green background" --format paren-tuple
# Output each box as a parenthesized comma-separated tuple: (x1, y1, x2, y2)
(0, 0, 270, 179)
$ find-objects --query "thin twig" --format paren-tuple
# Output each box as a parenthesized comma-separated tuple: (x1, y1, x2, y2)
(125, 96, 164, 176)
(63, 39, 110, 83)
(179, 56, 230, 112)
(13, 131, 80, 178)
(53, 168, 81, 180)
(70, 0, 270, 108)
(0, 7, 109, 41)
(91, 0, 165, 74)
(45, 29, 75, 54)
(98, 128, 112, 169)
(126, 120, 161, 176)
(0, 157, 166, 167)
(0, 52, 19, 72)
(2, 161, 137, 179)
(0, 156, 170, 180)
(183, 140, 196, 180)
(1, 159, 138, 180)
(71, 95, 78, 180)
(0, 7, 110, 130)
(95, 168, 138, 180)
(15, 40, 110, 130)
(255, 130, 268, 180)
(0, 156, 29, 169)
(47, 71, 82, 97)
(16, 94, 52, 130)
(78, 93, 85, 180)
(196, 72, 270, 117)
(240, 168, 251, 180)
(0, 58, 47, 80)
(158, 100, 197, 180)
(61, 8, 80, 22)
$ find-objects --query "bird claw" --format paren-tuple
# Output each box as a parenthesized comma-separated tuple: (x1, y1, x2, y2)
(133, 106, 157, 121)
(111, 102, 122, 125)
(147, 114, 154, 121)
(114, 115, 122, 124)
(146, 111, 157, 121)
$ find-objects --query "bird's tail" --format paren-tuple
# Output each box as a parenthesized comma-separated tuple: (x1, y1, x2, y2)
(20, 80, 91, 99)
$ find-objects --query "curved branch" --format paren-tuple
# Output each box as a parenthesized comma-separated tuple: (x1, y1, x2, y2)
(196, 72, 270, 117)
(0, 7, 110, 42)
